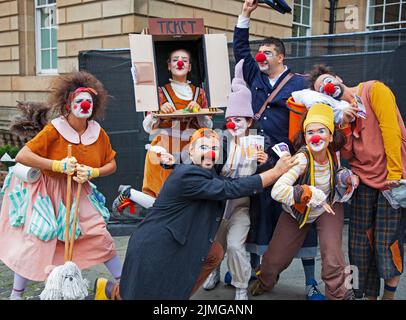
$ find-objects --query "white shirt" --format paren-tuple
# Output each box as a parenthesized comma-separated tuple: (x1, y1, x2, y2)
(237, 15, 250, 28)
(269, 66, 288, 87)
(169, 79, 193, 100)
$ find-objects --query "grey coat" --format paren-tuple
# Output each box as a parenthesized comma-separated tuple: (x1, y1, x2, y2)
(119, 164, 263, 300)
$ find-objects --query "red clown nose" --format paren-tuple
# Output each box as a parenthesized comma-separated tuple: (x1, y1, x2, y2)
(80, 100, 91, 112)
(310, 135, 321, 144)
(205, 151, 216, 161)
(255, 52, 267, 63)
(226, 121, 236, 130)
(324, 82, 336, 95)
(177, 60, 184, 69)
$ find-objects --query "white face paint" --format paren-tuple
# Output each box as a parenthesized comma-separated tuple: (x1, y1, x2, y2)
(71, 92, 93, 119)
(167, 50, 191, 79)
(304, 123, 332, 153)
(189, 137, 220, 169)
(226, 117, 250, 137)
(309, 140, 326, 152)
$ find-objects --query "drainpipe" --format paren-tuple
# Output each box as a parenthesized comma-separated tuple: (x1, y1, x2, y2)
(329, 0, 336, 34)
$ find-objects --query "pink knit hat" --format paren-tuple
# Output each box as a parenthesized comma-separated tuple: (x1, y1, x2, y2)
(225, 59, 254, 119)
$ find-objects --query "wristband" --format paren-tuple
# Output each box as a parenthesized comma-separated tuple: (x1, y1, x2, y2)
(52, 160, 62, 173)
(89, 168, 100, 179)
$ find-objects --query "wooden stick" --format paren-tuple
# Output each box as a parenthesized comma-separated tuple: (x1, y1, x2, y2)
(64, 144, 72, 262)
(68, 182, 82, 261)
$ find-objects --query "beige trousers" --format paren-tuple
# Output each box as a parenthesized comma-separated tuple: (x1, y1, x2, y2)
(216, 197, 251, 289)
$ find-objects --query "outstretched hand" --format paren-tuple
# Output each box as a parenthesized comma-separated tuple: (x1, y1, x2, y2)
(242, 0, 259, 17)
(274, 154, 299, 176)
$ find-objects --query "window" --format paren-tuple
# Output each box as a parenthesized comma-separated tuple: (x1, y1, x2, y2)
(367, 0, 406, 30)
(292, 0, 312, 37)
(35, 0, 57, 74)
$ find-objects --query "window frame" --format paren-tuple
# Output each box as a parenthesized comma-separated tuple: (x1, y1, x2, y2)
(35, 0, 58, 75)
(366, 0, 406, 31)
(292, 0, 313, 37)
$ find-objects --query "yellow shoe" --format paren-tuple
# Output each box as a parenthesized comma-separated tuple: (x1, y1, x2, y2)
(94, 277, 110, 300)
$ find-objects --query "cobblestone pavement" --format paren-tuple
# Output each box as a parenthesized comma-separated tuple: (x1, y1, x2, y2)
(1, 190, 406, 300)
(1, 225, 406, 300)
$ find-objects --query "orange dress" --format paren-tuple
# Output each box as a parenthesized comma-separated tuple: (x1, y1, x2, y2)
(0, 118, 117, 281)
(142, 83, 209, 197)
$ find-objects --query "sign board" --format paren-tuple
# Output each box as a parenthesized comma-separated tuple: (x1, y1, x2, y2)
(148, 18, 205, 36)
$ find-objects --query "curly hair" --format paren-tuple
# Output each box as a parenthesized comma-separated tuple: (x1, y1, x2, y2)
(48, 71, 108, 120)
(292, 110, 346, 153)
(307, 64, 337, 90)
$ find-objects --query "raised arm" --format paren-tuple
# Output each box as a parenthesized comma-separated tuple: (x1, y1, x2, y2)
(233, 0, 260, 85)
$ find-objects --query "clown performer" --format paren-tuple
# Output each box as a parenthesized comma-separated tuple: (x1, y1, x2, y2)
(0, 71, 122, 300)
(309, 64, 406, 300)
(140, 48, 213, 198)
(201, 60, 275, 300)
(94, 128, 298, 300)
(112, 48, 212, 214)
(250, 103, 359, 300)
(233, 0, 324, 299)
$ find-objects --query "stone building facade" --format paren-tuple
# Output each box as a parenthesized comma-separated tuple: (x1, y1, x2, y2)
(0, 0, 402, 141)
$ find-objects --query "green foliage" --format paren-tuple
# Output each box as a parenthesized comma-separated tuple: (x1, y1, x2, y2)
(0, 144, 20, 169)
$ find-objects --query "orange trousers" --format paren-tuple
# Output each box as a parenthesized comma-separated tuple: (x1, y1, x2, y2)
(142, 134, 191, 197)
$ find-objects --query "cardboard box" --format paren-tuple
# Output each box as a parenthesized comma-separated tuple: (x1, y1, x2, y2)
(129, 18, 231, 112)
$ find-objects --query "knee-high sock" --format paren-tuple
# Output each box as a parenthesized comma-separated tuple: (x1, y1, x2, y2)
(104, 256, 122, 281)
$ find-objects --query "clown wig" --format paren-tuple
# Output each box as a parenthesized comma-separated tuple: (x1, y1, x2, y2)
(48, 71, 108, 120)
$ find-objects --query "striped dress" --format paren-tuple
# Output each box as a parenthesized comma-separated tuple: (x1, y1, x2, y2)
(271, 152, 331, 224)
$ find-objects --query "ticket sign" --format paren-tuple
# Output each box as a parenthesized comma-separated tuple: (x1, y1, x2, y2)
(148, 18, 205, 36)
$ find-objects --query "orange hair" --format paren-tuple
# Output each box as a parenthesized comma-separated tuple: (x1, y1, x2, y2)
(189, 128, 219, 145)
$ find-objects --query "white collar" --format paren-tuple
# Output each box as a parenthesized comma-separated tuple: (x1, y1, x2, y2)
(169, 79, 193, 100)
(51, 116, 101, 145)
(269, 66, 288, 86)
(169, 78, 191, 86)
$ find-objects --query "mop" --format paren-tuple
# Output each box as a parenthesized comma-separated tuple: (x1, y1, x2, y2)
(40, 145, 89, 300)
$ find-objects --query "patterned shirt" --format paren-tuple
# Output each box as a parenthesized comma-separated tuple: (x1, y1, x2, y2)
(271, 152, 331, 223)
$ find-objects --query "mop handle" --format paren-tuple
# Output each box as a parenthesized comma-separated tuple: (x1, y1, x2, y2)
(64, 144, 73, 262)
(68, 182, 82, 261)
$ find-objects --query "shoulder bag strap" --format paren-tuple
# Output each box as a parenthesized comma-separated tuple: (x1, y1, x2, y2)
(254, 72, 294, 121)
